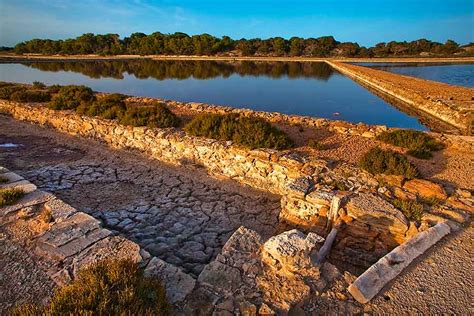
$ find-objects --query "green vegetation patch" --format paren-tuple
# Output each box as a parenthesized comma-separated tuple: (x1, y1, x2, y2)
(0, 85, 26, 100)
(10, 90, 51, 103)
(11, 259, 171, 315)
(359, 147, 419, 179)
(77, 93, 128, 119)
(184, 113, 293, 150)
(0, 187, 25, 207)
(377, 130, 444, 159)
(32, 81, 46, 89)
(48, 85, 96, 110)
(119, 103, 181, 128)
(392, 198, 424, 221)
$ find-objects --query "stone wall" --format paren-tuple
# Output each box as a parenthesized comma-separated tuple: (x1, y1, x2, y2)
(0, 100, 327, 196)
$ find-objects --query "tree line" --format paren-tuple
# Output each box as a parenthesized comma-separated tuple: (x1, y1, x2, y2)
(11, 32, 473, 57)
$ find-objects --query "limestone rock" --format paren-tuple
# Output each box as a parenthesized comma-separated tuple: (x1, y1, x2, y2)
(239, 300, 257, 316)
(403, 179, 447, 200)
(346, 193, 409, 235)
(144, 256, 196, 303)
(71, 236, 143, 277)
(36, 212, 111, 260)
(261, 229, 323, 277)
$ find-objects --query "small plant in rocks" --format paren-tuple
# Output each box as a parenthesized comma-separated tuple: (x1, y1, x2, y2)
(392, 198, 424, 221)
(0, 187, 25, 207)
(10, 259, 171, 315)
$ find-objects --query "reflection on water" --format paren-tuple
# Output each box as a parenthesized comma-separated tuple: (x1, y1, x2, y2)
(0, 60, 428, 130)
(22, 60, 335, 80)
(358, 62, 474, 87)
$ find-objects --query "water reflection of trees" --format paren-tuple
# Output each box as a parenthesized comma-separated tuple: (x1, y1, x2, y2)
(24, 60, 335, 81)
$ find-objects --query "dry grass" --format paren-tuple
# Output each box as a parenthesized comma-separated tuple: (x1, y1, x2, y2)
(0, 187, 25, 207)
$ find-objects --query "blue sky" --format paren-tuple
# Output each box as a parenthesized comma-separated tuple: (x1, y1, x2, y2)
(1, 0, 473, 47)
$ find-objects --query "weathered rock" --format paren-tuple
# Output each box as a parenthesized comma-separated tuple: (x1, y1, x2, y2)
(258, 302, 276, 315)
(262, 229, 323, 277)
(239, 300, 257, 316)
(144, 257, 196, 303)
(403, 179, 447, 200)
(0, 179, 36, 193)
(0, 171, 24, 184)
(36, 212, 111, 260)
(346, 193, 409, 235)
(376, 174, 404, 187)
(71, 236, 143, 277)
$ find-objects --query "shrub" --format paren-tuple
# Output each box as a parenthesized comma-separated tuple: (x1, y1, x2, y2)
(307, 139, 323, 150)
(359, 147, 419, 179)
(0, 85, 26, 100)
(10, 90, 51, 103)
(47, 84, 62, 94)
(10, 259, 171, 315)
(48, 85, 96, 110)
(32, 81, 46, 89)
(377, 130, 444, 159)
(392, 198, 424, 221)
(120, 103, 181, 128)
(184, 113, 293, 150)
(0, 187, 25, 207)
(78, 93, 127, 119)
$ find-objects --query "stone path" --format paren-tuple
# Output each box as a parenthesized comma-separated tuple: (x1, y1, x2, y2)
(0, 116, 281, 277)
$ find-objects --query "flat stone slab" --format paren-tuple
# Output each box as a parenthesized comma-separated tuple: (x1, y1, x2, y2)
(0, 179, 37, 193)
(0, 190, 54, 217)
(71, 236, 143, 277)
(346, 193, 409, 235)
(0, 172, 24, 184)
(348, 221, 451, 303)
(145, 257, 196, 303)
(0, 166, 9, 174)
(36, 212, 111, 260)
(43, 197, 78, 223)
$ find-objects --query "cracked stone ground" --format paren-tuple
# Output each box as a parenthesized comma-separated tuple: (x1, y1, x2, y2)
(0, 116, 281, 276)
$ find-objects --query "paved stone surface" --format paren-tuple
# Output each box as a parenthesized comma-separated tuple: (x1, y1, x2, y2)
(0, 116, 281, 276)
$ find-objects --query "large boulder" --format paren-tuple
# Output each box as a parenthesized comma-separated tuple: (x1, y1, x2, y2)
(346, 193, 409, 235)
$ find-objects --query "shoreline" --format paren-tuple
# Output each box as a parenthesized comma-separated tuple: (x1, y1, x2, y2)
(1, 54, 474, 63)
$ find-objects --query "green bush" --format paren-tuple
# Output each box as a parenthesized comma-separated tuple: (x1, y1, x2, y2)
(10, 259, 171, 315)
(392, 198, 423, 221)
(184, 113, 293, 150)
(0, 187, 25, 207)
(0, 85, 26, 100)
(377, 130, 444, 159)
(32, 81, 46, 89)
(359, 147, 419, 179)
(10, 90, 51, 103)
(120, 103, 181, 128)
(77, 93, 127, 119)
(307, 139, 323, 150)
(47, 84, 62, 94)
(48, 85, 96, 110)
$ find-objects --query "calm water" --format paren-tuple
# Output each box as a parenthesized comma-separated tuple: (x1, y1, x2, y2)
(0, 60, 428, 130)
(358, 62, 474, 87)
